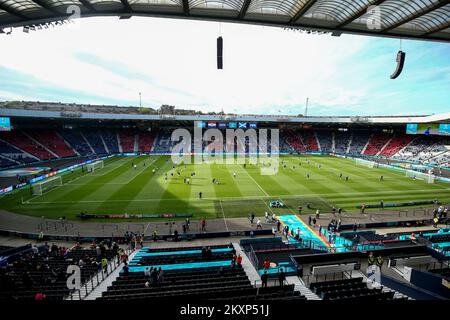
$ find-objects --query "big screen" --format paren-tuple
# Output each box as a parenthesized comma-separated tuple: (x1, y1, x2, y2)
(0, 117, 11, 131)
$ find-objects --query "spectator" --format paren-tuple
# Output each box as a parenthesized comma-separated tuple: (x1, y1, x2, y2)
(157, 267, 164, 283)
(35, 290, 46, 301)
(263, 258, 270, 270)
(236, 254, 242, 266)
(261, 271, 268, 288)
(256, 219, 262, 230)
(278, 268, 286, 286)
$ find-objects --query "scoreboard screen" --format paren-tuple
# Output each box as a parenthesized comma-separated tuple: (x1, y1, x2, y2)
(406, 123, 440, 135)
(439, 123, 450, 136)
(0, 117, 11, 131)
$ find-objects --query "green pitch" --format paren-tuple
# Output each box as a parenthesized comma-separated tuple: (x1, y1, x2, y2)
(1, 155, 449, 221)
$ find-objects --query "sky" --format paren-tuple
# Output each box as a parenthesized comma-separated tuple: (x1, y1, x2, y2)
(0, 16, 449, 116)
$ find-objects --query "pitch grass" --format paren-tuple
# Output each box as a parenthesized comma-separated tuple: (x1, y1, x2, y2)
(0, 155, 449, 222)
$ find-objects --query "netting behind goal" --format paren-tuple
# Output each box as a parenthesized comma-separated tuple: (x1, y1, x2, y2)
(406, 170, 435, 183)
(86, 160, 104, 172)
(355, 158, 375, 168)
(32, 176, 63, 195)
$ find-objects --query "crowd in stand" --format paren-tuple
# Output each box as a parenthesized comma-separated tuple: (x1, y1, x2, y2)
(0, 241, 121, 300)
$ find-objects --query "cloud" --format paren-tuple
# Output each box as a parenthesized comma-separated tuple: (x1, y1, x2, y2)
(0, 16, 448, 116)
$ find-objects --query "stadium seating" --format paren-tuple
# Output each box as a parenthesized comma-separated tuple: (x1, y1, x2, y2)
(100, 244, 305, 301)
(0, 243, 116, 301)
(25, 130, 76, 158)
(82, 130, 107, 155)
(348, 131, 371, 155)
(0, 131, 54, 160)
(393, 136, 450, 163)
(137, 131, 155, 153)
(152, 130, 173, 153)
(285, 130, 306, 152)
(119, 129, 136, 153)
(334, 131, 351, 154)
(302, 131, 319, 152)
(316, 131, 333, 153)
(309, 278, 396, 300)
(102, 130, 120, 154)
(59, 130, 93, 156)
(379, 134, 415, 158)
(363, 133, 392, 156)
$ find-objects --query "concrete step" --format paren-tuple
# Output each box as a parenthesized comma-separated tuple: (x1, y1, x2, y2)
(286, 276, 321, 300)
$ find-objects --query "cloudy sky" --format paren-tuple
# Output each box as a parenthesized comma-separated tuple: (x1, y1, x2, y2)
(0, 16, 449, 116)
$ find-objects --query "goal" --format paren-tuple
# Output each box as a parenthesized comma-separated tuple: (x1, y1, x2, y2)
(32, 176, 63, 195)
(355, 158, 375, 168)
(86, 160, 104, 172)
(406, 170, 435, 183)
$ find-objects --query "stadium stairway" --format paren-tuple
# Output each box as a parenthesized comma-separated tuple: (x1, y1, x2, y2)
(232, 243, 261, 284)
(344, 270, 412, 300)
(80, 250, 139, 300)
(286, 276, 321, 300)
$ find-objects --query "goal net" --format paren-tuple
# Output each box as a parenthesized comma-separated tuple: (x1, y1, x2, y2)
(355, 158, 375, 168)
(406, 170, 435, 183)
(32, 176, 63, 195)
(86, 160, 104, 172)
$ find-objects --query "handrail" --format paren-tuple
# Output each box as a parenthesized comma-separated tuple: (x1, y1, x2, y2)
(67, 248, 132, 300)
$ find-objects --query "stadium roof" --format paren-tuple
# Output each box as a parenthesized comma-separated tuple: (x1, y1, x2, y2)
(0, 0, 449, 42)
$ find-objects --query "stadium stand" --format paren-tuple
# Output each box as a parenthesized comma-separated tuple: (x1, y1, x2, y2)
(99, 244, 304, 301)
(363, 133, 392, 156)
(393, 136, 450, 163)
(152, 129, 172, 154)
(348, 131, 371, 155)
(59, 130, 93, 156)
(285, 130, 306, 153)
(25, 130, 76, 158)
(137, 131, 155, 153)
(82, 130, 107, 155)
(309, 278, 396, 301)
(0, 131, 54, 160)
(334, 131, 351, 154)
(316, 131, 333, 153)
(102, 130, 120, 154)
(119, 129, 136, 153)
(379, 134, 415, 158)
(302, 131, 319, 152)
(0, 242, 117, 301)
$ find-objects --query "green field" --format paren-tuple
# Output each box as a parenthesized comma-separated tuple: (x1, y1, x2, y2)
(1, 155, 449, 221)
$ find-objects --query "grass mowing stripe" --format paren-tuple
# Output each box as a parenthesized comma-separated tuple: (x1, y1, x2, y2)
(2, 155, 449, 220)
(238, 164, 269, 197)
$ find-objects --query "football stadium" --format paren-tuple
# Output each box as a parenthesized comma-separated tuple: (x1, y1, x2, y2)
(0, 0, 449, 310)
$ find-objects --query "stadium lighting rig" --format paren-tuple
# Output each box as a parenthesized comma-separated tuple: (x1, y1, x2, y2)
(22, 19, 73, 34)
(282, 26, 332, 36)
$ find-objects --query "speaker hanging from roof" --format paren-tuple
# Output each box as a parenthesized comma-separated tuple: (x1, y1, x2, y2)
(390, 50, 406, 79)
(217, 36, 223, 69)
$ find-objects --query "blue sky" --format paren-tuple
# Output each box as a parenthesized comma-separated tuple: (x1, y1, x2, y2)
(0, 16, 448, 116)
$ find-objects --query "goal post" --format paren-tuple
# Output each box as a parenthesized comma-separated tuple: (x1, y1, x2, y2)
(32, 176, 63, 195)
(406, 170, 435, 183)
(354, 158, 375, 168)
(86, 160, 104, 172)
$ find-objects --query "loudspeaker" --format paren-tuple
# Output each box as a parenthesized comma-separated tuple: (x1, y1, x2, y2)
(217, 36, 223, 69)
(390, 50, 406, 79)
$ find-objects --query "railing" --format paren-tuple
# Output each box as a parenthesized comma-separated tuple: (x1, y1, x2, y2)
(67, 248, 133, 300)
(302, 271, 349, 287)
(247, 244, 259, 269)
(253, 278, 288, 288)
